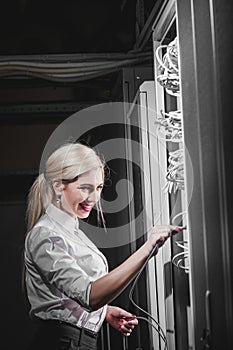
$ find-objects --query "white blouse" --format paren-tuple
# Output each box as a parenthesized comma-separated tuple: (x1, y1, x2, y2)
(24, 203, 108, 333)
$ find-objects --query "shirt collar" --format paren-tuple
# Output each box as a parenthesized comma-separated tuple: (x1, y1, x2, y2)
(46, 203, 79, 234)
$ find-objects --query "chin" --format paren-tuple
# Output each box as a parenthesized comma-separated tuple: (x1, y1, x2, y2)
(77, 211, 91, 219)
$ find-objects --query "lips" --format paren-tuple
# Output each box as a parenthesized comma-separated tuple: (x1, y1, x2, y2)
(79, 203, 92, 213)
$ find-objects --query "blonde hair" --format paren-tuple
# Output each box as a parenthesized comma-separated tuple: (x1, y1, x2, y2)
(26, 142, 105, 231)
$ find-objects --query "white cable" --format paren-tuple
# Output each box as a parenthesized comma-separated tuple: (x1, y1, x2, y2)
(171, 211, 187, 226)
(171, 214, 189, 272)
(155, 37, 180, 96)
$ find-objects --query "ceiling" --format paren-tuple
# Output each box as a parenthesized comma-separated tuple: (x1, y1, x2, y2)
(0, 0, 161, 122)
(0, 0, 158, 55)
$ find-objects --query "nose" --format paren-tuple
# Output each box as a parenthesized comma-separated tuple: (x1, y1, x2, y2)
(85, 189, 100, 203)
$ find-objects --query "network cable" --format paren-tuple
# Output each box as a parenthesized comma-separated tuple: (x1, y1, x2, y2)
(128, 241, 168, 349)
(128, 227, 186, 349)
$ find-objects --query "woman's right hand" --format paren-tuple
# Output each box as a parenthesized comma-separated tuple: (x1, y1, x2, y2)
(90, 224, 184, 310)
(146, 225, 183, 255)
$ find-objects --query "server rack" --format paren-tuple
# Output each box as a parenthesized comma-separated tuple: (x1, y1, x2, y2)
(123, 0, 233, 349)
(176, 0, 233, 348)
(124, 3, 192, 349)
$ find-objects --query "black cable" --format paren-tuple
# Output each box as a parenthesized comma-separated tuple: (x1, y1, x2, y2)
(136, 316, 167, 345)
(128, 243, 168, 350)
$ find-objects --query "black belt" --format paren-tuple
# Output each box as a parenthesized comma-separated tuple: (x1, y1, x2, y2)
(81, 327, 99, 339)
(35, 318, 99, 340)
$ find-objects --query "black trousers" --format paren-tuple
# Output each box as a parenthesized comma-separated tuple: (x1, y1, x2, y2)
(27, 320, 98, 350)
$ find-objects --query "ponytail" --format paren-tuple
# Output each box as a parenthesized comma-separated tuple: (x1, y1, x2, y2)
(26, 173, 53, 232)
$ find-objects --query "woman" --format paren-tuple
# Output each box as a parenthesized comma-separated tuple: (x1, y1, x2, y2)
(24, 142, 181, 350)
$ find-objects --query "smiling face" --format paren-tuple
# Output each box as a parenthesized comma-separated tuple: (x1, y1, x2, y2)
(59, 167, 104, 219)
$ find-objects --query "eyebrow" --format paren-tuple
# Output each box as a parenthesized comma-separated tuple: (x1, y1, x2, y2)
(78, 183, 104, 186)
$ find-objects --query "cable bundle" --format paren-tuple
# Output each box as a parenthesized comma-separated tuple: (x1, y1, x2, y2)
(0, 51, 152, 83)
(155, 37, 180, 96)
(154, 36, 184, 194)
(163, 148, 184, 194)
(171, 240, 189, 273)
(155, 109, 183, 143)
(129, 242, 169, 350)
(171, 212, 189, 273)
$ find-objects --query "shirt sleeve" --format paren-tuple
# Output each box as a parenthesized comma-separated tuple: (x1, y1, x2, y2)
(27, 226, 94, 312)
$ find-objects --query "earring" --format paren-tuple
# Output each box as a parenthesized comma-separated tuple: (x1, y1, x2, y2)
(56, 194, 61, 203)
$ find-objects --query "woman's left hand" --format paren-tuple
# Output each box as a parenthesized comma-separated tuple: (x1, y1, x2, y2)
(105, 305, 138, 337)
